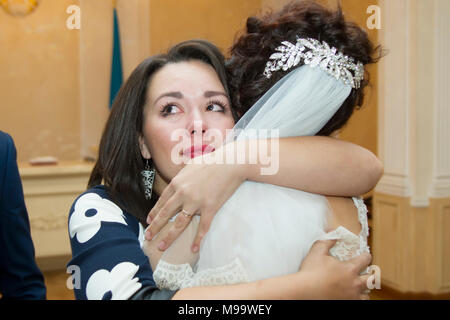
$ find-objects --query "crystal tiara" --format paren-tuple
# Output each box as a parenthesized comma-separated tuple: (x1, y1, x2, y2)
(263, 37, 364, 89)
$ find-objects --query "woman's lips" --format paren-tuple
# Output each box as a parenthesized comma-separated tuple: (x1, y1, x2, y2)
(182, 145, 216, 159)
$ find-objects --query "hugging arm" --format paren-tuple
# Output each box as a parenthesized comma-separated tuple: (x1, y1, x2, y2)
(239, 136, 383, 197)
(146, 136, 383, 251)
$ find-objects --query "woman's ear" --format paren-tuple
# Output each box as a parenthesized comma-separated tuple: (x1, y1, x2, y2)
(138, 135, 151, 160)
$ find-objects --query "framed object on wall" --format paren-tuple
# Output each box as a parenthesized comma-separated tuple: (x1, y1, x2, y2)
(1, 0, 40, 17)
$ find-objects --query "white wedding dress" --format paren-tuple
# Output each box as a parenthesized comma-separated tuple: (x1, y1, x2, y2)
(152, 66, 370, 290)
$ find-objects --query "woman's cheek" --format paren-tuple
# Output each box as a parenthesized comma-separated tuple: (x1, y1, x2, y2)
(151, 145, 182, 182)
(149, 130, 187, 179)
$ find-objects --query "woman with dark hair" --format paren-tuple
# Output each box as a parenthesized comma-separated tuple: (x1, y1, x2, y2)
(147, 1, 382, 252)
(145, 1, 382, 296)
(68, 35, 376, 299)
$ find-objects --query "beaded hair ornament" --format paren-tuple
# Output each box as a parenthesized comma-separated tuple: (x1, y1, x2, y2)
(263, 37, 364, 89)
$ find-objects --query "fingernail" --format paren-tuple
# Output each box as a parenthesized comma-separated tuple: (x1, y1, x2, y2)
(147, 216, 152, 224)
(158, 241, 167, 251)
(192, 245, 199, 253)
(145, 229, 152, 241)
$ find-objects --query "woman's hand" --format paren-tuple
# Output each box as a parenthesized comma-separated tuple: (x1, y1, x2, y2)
(299, 240, 372, 300)
(173, 240, 373, 300)
(145, 148, 246, 253)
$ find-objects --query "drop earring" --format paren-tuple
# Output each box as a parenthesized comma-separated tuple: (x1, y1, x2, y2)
(141, 159, 155, 200)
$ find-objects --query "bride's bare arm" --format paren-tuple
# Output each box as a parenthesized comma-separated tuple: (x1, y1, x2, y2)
(232, 136, 383, 197)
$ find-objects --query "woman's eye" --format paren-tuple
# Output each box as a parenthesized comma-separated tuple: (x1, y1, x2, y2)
(206, 103, 225, 112)
(161, 105, 181, 115)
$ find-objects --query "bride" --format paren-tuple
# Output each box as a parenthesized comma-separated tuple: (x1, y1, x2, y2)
(145, 1, 382, 291)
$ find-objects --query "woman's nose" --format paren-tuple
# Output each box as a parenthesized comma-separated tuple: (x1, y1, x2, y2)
(189, 120, 207, 136)
(187, 109, 208, 137)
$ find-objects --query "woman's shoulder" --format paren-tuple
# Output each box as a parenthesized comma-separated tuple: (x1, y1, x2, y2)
(74, 185, 110, 200)
(70, 185, 120, 212)
(69, 185, 120, 220)
(68, 185, 144, 244)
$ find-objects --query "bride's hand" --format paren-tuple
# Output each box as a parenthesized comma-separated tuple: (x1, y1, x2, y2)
(299, 240, 372, 300)
(145, 147, 246, 253)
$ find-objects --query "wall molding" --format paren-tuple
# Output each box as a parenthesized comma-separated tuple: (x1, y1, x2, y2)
(375, 173, 412, 198)
(431, 0, 450, 198)
(410, 197, 430, 208)
(377, 0, 413, 198)
(430, 177, 450, 199)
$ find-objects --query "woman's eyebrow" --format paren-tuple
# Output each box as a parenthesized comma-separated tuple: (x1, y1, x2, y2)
(154, 91, 227, 104)
(204, 91, 227, 98)
(154, 91, 183, 104)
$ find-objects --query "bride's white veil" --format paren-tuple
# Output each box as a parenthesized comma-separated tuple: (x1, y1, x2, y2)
(229, 65, 352, 140)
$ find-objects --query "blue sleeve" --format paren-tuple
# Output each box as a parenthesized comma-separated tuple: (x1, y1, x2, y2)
(0, 131, 46, 299)
(67, 187, 159, 300)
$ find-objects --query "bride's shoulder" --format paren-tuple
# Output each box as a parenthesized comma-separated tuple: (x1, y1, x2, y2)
(325, 196, 362, 235)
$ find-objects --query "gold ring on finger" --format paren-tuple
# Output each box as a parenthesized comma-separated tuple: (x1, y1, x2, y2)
(181, 209, 194, 218)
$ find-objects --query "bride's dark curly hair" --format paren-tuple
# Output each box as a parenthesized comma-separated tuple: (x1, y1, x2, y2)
(227, 0, 383, 136)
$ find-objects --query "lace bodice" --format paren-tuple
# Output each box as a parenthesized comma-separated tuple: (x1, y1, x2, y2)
(320, 197, 370, 261)
(153, 258, 249, 291)
(153, 197, 370, 290)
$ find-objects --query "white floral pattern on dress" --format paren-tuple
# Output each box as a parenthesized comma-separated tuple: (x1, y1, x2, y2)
(69, 193, 127, 243)
(86, 262, 142, 300)
(138, 223, 145, 249)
